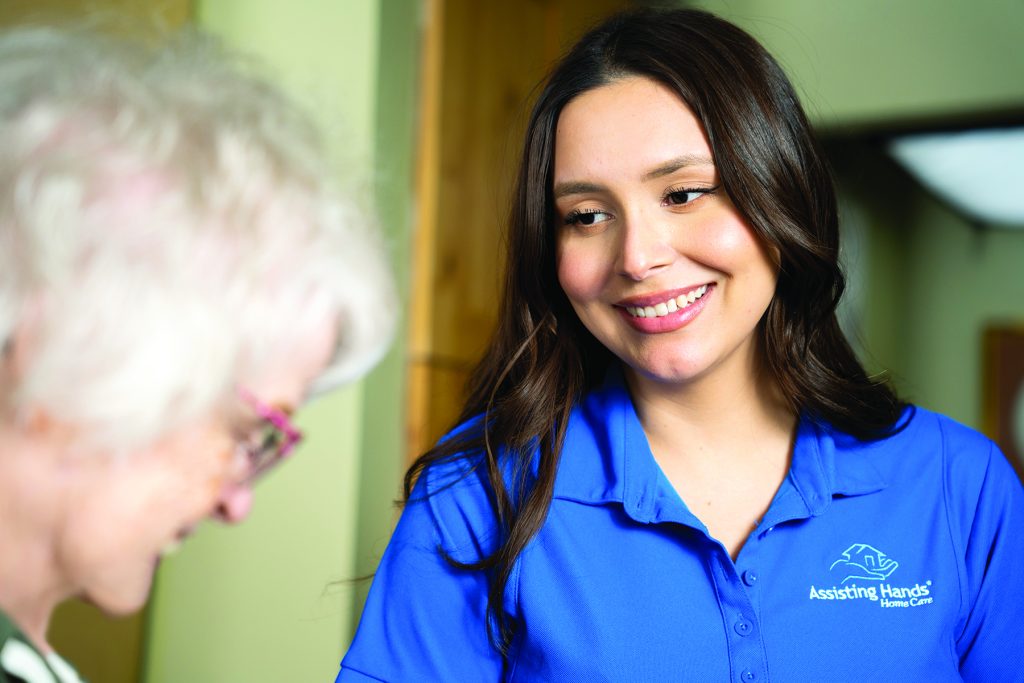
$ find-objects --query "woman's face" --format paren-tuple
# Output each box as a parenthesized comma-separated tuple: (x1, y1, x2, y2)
(553, 76, 778, 391)
(56, 316, 337, 615)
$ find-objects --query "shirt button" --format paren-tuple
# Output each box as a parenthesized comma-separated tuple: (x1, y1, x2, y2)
(742, 570, 759, 586)
(741, 670, 757, 682)
(734, 619, 754, 636)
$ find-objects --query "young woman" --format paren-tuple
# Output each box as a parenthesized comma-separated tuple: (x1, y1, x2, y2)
(340, 8, 1024, 681)
(0, 26, 393, 682)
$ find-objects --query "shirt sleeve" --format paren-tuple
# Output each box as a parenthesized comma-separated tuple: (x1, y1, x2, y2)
(955, 441, 1024, 680)
(337, 472, 506, 682)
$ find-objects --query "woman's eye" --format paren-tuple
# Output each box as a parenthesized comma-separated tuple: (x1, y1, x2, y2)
(234, 423, 277, 453)
(664, 186, 717, 206)
(564, 209, 611, 227)
(259, 425, 284, 451)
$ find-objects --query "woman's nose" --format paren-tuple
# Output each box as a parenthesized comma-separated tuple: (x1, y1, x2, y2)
(213, 481, 254, 524)
(617, 214, 675, 281)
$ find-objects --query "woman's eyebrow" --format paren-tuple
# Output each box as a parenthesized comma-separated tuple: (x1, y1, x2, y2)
(553, 180, 605, 199)
(642, 154, 715, 181)
(553, 154, 716, 199)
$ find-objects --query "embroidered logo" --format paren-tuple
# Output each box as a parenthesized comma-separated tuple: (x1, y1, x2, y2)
(808, 543, 934, 609)
(829, 543, 898, 583)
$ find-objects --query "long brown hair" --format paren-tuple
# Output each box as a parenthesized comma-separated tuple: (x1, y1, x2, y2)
(405, 7, 904, 656)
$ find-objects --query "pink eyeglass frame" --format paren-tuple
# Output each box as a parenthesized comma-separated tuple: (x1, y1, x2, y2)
(236, 387, 304, 479)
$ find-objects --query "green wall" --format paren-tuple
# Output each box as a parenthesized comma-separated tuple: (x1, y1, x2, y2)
(840, 154, 1024, 428)
(143, 2, 415, 681)
(683, 0, 1024, 128)
(899, 199, 1024, 426)
(352, 0, 418, 636)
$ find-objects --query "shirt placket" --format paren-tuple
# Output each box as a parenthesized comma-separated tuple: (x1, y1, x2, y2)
(710, 537, 768, 683)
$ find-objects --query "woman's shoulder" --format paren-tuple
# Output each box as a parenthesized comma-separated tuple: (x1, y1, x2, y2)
(904, 405, 991, 448)
(892, 406, 1004, 476)
(828, 405, 997, 465)
(401, 417, 505, 563)
(827, 405, 1018, 507)
(415, 415, 499, 499)
(908, 407, 1022, 512)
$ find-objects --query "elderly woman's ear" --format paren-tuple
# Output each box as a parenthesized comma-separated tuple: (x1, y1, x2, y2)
(1, 309, 59, 439)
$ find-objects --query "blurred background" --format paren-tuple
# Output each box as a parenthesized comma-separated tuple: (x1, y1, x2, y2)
(2, 0, 1021, 681)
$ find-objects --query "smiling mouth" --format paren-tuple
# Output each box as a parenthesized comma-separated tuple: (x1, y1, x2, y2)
(623, 284, 709, 318)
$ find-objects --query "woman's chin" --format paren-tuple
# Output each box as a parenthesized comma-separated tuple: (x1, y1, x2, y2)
(623, 356, 710, 387)
(80, 571, 155, 616)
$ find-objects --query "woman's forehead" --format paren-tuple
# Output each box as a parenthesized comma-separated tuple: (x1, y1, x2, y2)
(553, 76, 713, 185)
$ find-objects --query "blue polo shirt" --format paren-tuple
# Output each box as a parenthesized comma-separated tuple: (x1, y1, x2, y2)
(339, 372, 1024, 681)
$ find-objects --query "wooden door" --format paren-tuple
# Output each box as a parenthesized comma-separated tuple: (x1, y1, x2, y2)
(408, 0, 633, 461)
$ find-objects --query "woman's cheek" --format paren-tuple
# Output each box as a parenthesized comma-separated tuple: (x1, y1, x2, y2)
(557, 240, 606, 301)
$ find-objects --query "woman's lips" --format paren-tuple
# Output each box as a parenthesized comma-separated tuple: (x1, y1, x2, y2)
(620, 284, 710, 316)
(159, 526, 196, 558)
(616, 283, 713, 333)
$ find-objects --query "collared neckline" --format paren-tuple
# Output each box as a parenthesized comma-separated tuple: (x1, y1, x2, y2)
(552, 367, 890, 528)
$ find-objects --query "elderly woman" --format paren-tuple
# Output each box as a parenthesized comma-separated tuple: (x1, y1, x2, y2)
(0, 26, 393, 682)
(341, 7, 1024, 681)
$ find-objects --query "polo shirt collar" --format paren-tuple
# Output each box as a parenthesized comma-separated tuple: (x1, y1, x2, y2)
(552, 367, 888, 526)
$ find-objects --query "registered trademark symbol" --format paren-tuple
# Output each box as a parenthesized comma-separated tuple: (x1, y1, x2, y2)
(926, 580, 932, 586)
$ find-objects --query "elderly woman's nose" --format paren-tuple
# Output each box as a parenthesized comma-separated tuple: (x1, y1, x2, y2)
(213, 482, 254, 524)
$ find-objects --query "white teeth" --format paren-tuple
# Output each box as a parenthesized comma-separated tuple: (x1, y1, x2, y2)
(625, 285, 709, 319)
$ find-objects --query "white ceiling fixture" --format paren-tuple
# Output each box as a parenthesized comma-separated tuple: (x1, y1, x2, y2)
(888, 126, 1024, 228)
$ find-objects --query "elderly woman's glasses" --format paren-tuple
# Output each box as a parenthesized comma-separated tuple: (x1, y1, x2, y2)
(236, 388, 303, 482)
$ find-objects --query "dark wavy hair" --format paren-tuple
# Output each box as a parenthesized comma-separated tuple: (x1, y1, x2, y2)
(404, 7, 904, 656)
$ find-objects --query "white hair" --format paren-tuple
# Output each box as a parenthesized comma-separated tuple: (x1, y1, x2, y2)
(0, 26, 395, 451)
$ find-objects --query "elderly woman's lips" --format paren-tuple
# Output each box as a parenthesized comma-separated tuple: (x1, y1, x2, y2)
(160, 539, 183, 557)
(160, 526, 196, 557)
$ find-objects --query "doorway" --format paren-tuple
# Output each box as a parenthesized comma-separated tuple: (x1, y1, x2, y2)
(407, 0, 633, 460)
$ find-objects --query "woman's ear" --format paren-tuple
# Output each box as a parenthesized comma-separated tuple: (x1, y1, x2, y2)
(1, 312, 51, 437)
(3, 297, 43, 379)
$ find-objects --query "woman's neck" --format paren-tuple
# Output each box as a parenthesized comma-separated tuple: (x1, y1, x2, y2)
(623, 348, 796, 477)
(623, 354, 798, 559)
(0, 429, 69, 653)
